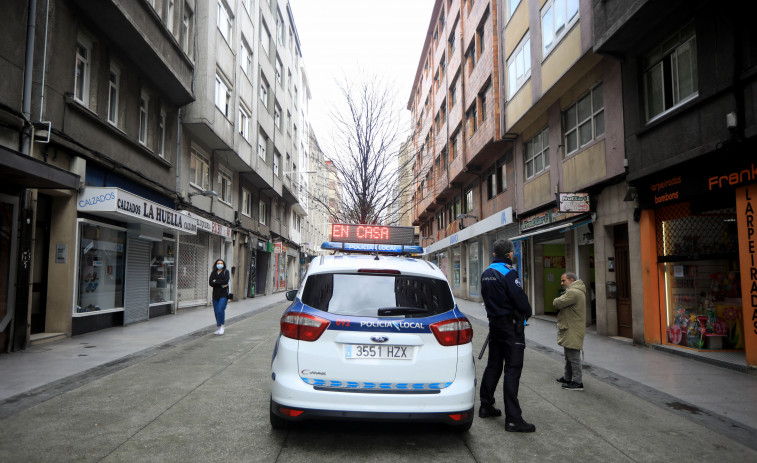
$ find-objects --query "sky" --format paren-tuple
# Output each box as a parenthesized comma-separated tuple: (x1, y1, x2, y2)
(288, 0, 436, 146)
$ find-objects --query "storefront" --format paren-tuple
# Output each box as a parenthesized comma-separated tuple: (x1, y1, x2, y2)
(75, 187, 197, 334)
(635, 153, 757, 366)
(273, 241, 287, 292)
(424, 207, 514, 300)
(511, 206, 593, 317)
(177, 211, 232, 307)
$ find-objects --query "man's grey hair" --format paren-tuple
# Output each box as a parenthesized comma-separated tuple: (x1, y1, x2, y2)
(564, 272, 578, 281)
(492, 239, 514, 257)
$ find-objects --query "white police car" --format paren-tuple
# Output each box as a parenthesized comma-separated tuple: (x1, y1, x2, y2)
(270, 225, 475, 431)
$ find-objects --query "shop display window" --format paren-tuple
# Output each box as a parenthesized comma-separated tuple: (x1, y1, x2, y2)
(658, 204, 743, 351)
(150, 240, 175, 305)
(76, 222, 125, 314)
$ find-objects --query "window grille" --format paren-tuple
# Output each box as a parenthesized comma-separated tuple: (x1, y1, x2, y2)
(655, 202, 738, 262)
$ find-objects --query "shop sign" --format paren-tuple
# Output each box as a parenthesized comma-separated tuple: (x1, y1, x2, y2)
(735, 185, 757, 366)
(274, 242, 283, 254)
(78, 187, 195, 234)
(179, 211, 232, 239)
(520, 208, 583, 232)
(557, 192, 590, 212)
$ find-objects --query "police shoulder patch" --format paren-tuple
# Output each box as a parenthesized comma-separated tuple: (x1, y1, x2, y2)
(514, 278, 522, 288)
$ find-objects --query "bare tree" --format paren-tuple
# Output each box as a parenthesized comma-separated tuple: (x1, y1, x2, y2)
(311, 72, 424, 226)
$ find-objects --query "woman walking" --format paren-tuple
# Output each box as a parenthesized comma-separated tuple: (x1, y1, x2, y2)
(209, 258, 230, 335)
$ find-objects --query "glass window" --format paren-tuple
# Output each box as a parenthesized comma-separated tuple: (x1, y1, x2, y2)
(76, 222, 126, 314)
(541, 0, 579, 56)
(564, 83, 604, 155)
(242, 189, 252, 216)
(215, 73, 231, 117)
(507, 35, 531, 98)
(241, 38, 252, 76)
(259, 199, 267, 225)
(301, 274, 454, 317)
(158, 111, 166, 157)
(524, 127, 549, 180)
(150, 240, 175, 305)
(219, 172, 232, 204)
(107, 66, 120, 125)
(217, 0, 233, 44)
(644, 23, 698, 121)
(139, 93, 149, 145)
(190, 149, 210, 189)
(239, 104, 250, 140)
(74, 35, 92, 106)
(261, 21, 271, 56)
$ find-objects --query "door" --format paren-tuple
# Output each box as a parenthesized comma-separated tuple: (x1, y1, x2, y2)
(30, 195, 52, 334)
(0, 194, 19, 350)
(615, 226, 632, 338)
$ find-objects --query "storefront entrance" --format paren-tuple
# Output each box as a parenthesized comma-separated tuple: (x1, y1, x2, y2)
(614, 226, 632, 338)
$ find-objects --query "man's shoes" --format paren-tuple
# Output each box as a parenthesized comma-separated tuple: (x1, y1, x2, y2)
(505, 421, 536, 433)
(478, 405, 502, 418)
(562, 381, 584, 390)
(556, 377, 568, 383)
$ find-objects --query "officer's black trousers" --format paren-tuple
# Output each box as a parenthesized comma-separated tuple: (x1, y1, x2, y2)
(479, 315, 526, 423)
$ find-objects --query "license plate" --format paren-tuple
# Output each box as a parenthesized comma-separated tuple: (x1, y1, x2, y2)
(345, 344, 412, 360)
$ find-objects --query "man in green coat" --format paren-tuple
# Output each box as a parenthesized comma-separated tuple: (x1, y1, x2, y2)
(553, 273, 586, 391)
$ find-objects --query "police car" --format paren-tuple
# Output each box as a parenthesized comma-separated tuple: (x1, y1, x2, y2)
(269, 224, 475, 431)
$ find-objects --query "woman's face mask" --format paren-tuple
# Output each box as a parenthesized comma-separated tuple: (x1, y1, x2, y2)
(216, 264, 224, 270)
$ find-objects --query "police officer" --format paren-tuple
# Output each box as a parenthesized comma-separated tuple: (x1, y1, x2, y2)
(479, 239, 536, 433)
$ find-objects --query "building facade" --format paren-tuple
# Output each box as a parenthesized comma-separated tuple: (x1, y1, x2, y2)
(595, 0, 757, 366)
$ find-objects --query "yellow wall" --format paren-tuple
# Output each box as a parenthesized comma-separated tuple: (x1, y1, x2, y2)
(505, 80, 532, 130)
(504, 2, 529, 60)
(563, 140, 607, 191)
(46, 194, 77, 334)
(523, 171, 552, 211)
(542, 24, 582, 93)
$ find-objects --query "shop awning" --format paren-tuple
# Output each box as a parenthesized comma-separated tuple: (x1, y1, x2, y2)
(1, 145, 80, 190)
(510, 222, 575, 241)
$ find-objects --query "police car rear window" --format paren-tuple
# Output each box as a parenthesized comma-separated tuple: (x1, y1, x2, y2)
(301, 273, 454, 317)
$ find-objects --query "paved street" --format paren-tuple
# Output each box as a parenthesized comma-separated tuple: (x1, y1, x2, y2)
(1, 297, 756, 462)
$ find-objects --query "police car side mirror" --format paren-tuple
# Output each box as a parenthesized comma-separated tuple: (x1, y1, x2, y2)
(286, 289, 298, 301)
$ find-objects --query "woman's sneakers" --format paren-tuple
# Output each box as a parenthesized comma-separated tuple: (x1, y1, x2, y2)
(213, 326, 225, 335)
(561, 381, 584, 390)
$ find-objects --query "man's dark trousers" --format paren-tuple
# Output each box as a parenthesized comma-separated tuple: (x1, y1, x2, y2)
(480, 314, 525, 422)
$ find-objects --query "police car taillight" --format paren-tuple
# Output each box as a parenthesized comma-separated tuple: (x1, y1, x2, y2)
(430, 318, 473, 346)
(280, 312, 330, 341)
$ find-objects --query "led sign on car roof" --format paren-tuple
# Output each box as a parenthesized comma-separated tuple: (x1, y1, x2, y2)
(330, 223, 415, 245)
(323, 224, 422, 254)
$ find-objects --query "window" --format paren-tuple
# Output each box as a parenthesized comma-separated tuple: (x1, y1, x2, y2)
(274, 151, 280, 177)
(238, 103, 250, 140)
(496, 159, 507, 194)
(76, 222, 126, 314)
(259, 78, 269, 108)
(157, 111, 166, 157)
(466, 42, 476, 73)
(274, 199, 280, 219)
(215, 73, 231, 118)
(217, 0, 233, 44)
(524, 127, 549, 180)
(139, 92, 149, 145)
(507, 34, 531, 98)
(241, 38, 252, 76)
(242, 0, 251, 14)
(190, 149, 210, 189)
(465, 188, 474, 212)
(644, 23, 698, 122)
(450, 130, 458, 160)
(440, 101, 447, 126)
(182, 5, 193, 55)
(287, 111, 292, 133)
(242, 189, 252, 217)
(440, 54, 446, 81)
(259, 200, 267, 225)
(261, 21, 271, 56)
(478, 83, 489, 123)
(257, 130, 267, 160)
(275, 57, 283, 86)
(74, 34, 92, 106)
(166, 0, 175, 34)
(506, 0, 522, 21)
(107, 66, 120, 126)
(274, 104, 282, 130)
(449, 76, 457, 108)
(448, 22, 457, 54)
(276, 10, 285, 46)
(287, 69, 292, 93)
(541, 0, 579, 56)
(467, 103, 477, 135)
(486, 170, 496, 199)
(564, 83, 604, 155)
(476, 14, 487, 59)
(219, 171, 232, 204)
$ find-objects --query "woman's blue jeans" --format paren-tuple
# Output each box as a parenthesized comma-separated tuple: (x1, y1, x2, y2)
(212, 297, 228, 326)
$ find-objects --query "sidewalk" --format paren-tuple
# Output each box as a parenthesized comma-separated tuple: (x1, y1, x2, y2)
(455, 298, 757, 441)
(0, 293, 287, 404)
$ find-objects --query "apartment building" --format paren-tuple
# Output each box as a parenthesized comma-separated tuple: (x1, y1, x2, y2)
(595, 0, 757, 367)
(1, 0, 195, 349)
(179, 0, 310, 301)
(411, 0, 632, 340)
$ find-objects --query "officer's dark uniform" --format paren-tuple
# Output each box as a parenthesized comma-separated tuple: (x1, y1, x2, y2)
(479, 256, 532, 424)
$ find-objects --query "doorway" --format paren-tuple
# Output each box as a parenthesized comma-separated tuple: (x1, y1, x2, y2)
(30, 194, 52, 334)
(614, 225, 632, 338)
